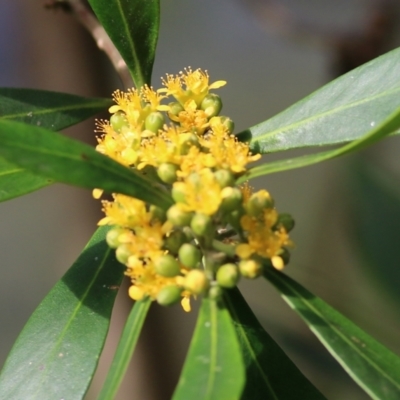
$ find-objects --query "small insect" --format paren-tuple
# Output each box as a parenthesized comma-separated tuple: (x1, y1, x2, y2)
(43, 0, 72, 12)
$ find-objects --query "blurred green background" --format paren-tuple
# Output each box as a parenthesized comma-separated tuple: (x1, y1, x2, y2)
(1, 1, 400, 399)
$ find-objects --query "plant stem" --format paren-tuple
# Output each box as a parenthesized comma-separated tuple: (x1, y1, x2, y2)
(68, 0, 133, 88)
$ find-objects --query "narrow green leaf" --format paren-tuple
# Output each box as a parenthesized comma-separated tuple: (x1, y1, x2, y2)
(98, 298, 151, 400)
(0, 158, 51, 202)
(242, 104, 400, 180)
(264, 268, 400, 400)
(224, 288, 326, 400)
(0, 87, 112, 130)
(350, 160, 400, 307)
(236, 47, 400, 153)
(173, 298, 245, 400)
(0, 89, 111, 201)
(0, 226, 124, 400)
(87, 0, 160, 88)
(0, 120, 173, 210)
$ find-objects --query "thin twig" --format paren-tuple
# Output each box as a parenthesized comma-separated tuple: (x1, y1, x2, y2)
(68, 0, 133, 88)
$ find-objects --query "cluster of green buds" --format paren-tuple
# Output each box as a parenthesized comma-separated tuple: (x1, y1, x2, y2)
(96, 68, 294, 311)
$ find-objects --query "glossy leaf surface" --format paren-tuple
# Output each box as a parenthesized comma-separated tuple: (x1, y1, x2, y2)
(0, 120, 173, 210)
(88, 0, 160, 87)
(264, 268, 400, 400)
(0, 89, 111, 201)
(0, 226, 124, 400)
(0, 87, 111, 130)
(173, 298, 245, 400)
(350, 160, 400, 307)
(243, 104, 400, 180)
(0, 158, 51, 202)
(236, 47, 400, 153)
(224, 288, 326, 400)
(98, 298, 151, 400)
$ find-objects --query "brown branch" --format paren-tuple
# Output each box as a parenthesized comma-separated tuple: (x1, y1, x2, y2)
(67, 0, 133, 88)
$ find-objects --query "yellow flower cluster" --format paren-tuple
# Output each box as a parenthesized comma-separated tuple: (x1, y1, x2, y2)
(95, 68, 293, 311)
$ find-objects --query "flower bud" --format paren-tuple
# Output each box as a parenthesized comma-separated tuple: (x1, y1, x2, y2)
(110, 111, 128, 133)
(209, 116, 235, 134)
(167, 205, 193, 227)
(190, 213, 214, 237)
(172, 183, 186, 203)
(214, 169, 235, 188)
(239, 259, 262, 279)
(156, 285, 183, 306)
(245, 190, 274, 217)
(225, 209, 244, 231)
(145, 111, 164, 133)
(275, 213, 295, 232)
(150, 205, 166, 223)
(168, 101, 184, 117)
(164, 230, 187, 254)
(220, 187, 243, 213)
(154, 254, 181, 277)
(179, 133, 200, 155)
(178, 243, 201, 269)
(217, 263, 240, 288)
(208, 285, 223, 300)
(157, 162, 178, 184)
(116, 244, 131, 264)
(201, 93, 223, 118)
(106, 228, 124, 249)
(184, 269, 209, 294)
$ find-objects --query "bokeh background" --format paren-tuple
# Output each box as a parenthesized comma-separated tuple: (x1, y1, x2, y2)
(1, 1, 400, 399)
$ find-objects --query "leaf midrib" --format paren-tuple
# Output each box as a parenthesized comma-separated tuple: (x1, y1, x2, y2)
(273, 272, 400, 395)
(253, 86, 400, 142)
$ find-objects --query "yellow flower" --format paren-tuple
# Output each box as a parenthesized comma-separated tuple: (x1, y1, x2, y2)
(161, 68, 226, 107)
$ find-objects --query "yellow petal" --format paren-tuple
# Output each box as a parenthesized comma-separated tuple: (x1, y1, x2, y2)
(209, 80, 227, 89)
(181, 296, 191, 312)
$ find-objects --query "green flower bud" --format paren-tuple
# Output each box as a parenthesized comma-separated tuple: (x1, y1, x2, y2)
(140, 164, 160, 182)
(145, 111, 165, 133)
(115, 244, 131, 264)
(208, 285, 223, 300)
(214, 169, 235, 188)
(110, 111, 128, 133)
(179, 133, 200, 155)
(190, 213, 214, 237)
(225, 208, 244, 231)
(216, 263, 240, 288)
(149, 205, 166, 223)
(220, 187, 243, 213)
(157, 162, 178, 184)
(200, 93, 223, 118)
(167, 205, 193, 227)
(245, 190, 274, 217)
(178, 243, 202, 269)
(106, 228, 124, 249)
(239, 259, 262, 279)
(209, 116, 235, 134)
(172, 184, 186, 203)
(164, 230, 188, 254)
(156, 285, 183, 306)
(168, 101, 184, 117)
(185, 269, 209, 294)
(275, 213, 295, 232)
(154, 254, 181, 277)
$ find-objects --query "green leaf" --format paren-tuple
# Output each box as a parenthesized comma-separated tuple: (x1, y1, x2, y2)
(264, 268, 400, 400)
(98, 298, 151, 400)
(236, 47, 400, 154)
(173, 297, 245, 400)
(0, 158, 52, 202)
(349, 160, 400, 307)
(0, 89, 111, 202)
(87, 0, 160, 88)
(0, 226, 124, 400)
(0, 120, 173, 210)
(242, 104, 400, 180)
(0, 87, 112, 130)
(224, 288, 326, 400)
